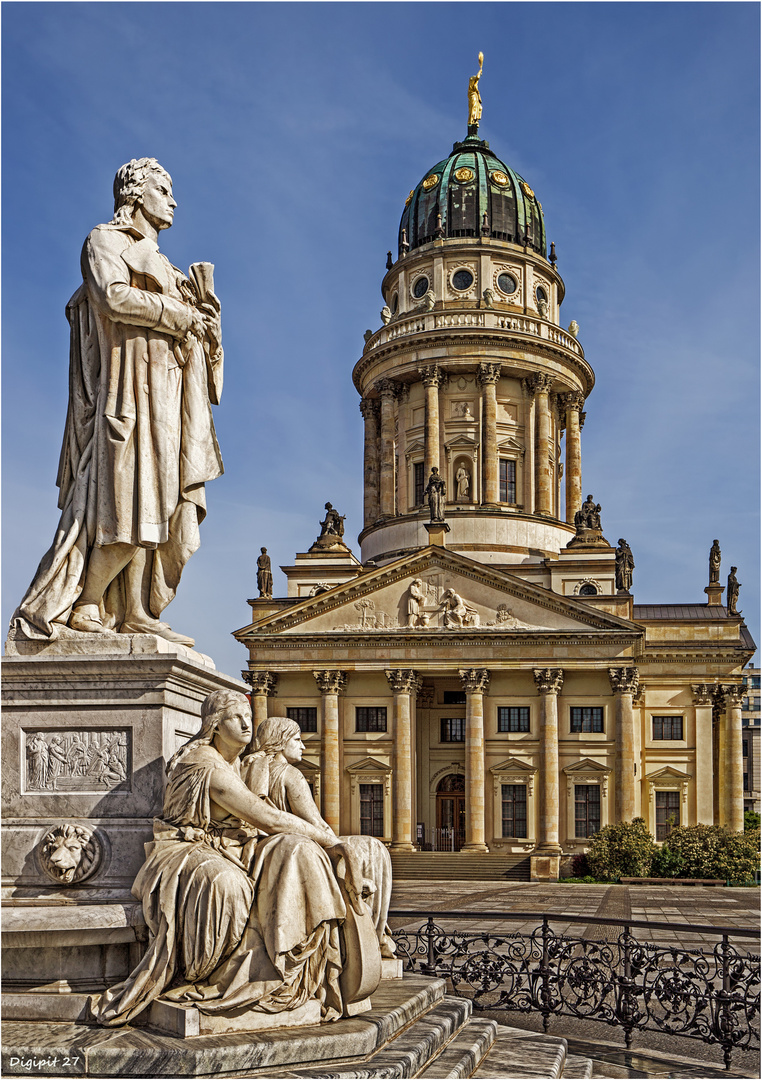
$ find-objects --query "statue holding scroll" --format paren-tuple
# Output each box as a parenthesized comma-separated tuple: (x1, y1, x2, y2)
(13, 158, 223, 648)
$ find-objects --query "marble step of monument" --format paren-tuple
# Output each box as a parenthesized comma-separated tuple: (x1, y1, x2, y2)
(0, 976, 445, 1078)
(390, 854, 531, 882)
(416, 1017, 499, 1078)
(469, 1024, 570, 1079)
(562, 1054, 595, 1078)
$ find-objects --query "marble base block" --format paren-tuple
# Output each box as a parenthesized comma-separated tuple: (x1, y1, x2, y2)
(144, 997, 322, 1037)
(381, 957, 404, 979)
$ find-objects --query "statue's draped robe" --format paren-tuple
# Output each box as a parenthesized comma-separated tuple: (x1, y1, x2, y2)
(13, 223, 223, 639)
(91, 744, 346, 1026)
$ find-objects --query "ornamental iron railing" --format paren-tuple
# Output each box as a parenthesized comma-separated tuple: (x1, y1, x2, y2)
(389, 910, 760, 1071)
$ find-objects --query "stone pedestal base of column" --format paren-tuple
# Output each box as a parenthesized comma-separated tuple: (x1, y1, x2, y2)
(424, 521, 450, 546)
(389, 842, 416, 853)
(704, 584, 725, 606)
(530, 853, 561, 881)
(461, 842, 489, 854)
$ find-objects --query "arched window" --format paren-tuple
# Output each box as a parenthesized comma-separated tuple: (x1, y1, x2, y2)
(437, 773, 465, 793)
(579, 583, 598, 596)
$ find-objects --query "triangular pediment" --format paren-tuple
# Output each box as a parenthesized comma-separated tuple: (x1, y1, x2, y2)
(490, 758, 536, 775)
(564, 758, 612, 776)
(346, 757, 392, 775)
(646, 766, 692, 782)
(235, 547, 642, 638)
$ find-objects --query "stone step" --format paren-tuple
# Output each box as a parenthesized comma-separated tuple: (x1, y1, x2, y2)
(563, 1053, 595, 1078)
(0, 975, 445, 1078)
(417, 1018, 498, 1078)
(470, 1024, 569, 1079)
(390, 854, 531, 882)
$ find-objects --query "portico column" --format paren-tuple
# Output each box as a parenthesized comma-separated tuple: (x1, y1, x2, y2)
(459, 668, 490, 852)
(418, 366, 444, 479)
(533, 668, 564, 852)
(360, 398, 380, 527)
(719, 683, 744, 831)
(692, 683, 714, 824)
(560, 391, 584, 524)
(242, 671, 278, 754)
(477, 364, 501, 505)
(385, 669, 421, 850)
(376, 378, 397, 518)
(313, 670, 347, 833)
(527, 374, 553, 515)
(608, 667, 639, 823)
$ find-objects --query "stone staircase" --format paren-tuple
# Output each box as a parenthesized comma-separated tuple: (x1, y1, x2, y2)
(391, 852, 531, 881)
(1, 975, 592, 1078)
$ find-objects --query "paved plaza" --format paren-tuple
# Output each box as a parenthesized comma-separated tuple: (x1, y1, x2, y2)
(389, 882, 760, 1077)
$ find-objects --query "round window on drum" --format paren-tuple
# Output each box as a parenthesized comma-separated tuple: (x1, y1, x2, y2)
(497, 272, 517, 296)
(413, 276, 429, 299)
(535, 285, 547, 303)
(452, 269, 474, 291)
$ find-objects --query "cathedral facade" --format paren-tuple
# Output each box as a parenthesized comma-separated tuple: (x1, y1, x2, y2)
(235, 106, 753, 880)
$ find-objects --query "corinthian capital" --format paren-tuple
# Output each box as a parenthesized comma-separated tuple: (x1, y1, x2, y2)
(560, 390, 585, 413)
(691, 683, 714, 706)
(385, 669, 422, 695)
(359, 397, 380, 421)
(459, 668, 491, 694)
(477, 363, 501, 387)
(418, 365, 445, 389)
(533, 668, 564, 695)
(375, 378, 399, 400)
(524, 373, 554, 396)
(718, 683, 744, 709)
(242, 671, 279, 697)
(608, 667, 639, 695)
(313, 670, 348, 696)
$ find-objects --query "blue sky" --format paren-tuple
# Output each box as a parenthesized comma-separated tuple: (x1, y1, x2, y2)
(3, 2, 759, 677)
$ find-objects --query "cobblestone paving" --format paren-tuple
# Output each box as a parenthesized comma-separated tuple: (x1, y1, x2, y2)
(389, 882, 760, 1077)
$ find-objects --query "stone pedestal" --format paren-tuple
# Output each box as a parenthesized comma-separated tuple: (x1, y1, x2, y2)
(530, 853, 561, 881)
(704, 583, 725, 606)
(1, 630, 249, 1008)
(424, 521, 450, 546)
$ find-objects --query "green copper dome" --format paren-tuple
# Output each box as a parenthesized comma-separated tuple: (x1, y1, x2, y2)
(398, 136, 546, 258)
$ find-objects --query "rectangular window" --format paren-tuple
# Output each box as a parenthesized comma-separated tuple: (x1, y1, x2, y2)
(443, 690, 467, 705)
(655, 791, 680, 841)
(356, 707, 387, 733)
(743, 740, 749, 757)
(286, 707, 317, 733)
(752, 676, 761, 690)
(743, 697, 750, 710)
(499, 459, 516, 503)
(501, 784, 528, 838)
(755, 698, 761, 711)
(497, 706, 530, 733)
(652, 716, 683, 740)
(441, 717, 465, 742)
(414, 462, 425, 507)
(575, 785, 601, 838)
(570, 707, 604, 733)
(360, 784, 384, 837)
(744, 773, 751, 791)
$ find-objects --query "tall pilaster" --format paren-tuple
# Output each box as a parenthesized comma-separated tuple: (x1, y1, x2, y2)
(560, 391, 584, 524)
(376, 378, 398, 518)
(360, 398, 380, 527)
(385, 669, 421, 850)
(313, 670, 347, 833)
(418, 366, 444, 480)
(477, 364, 501, 505)
(242, 671, 278, 753)
(609, 667, 639, 823)
(533, 668, 564, 852)
(692, 683, 714, 824)
(719, 683, 744, 832)
(526, 374, 554, 515)
(459, 668, 491, 852)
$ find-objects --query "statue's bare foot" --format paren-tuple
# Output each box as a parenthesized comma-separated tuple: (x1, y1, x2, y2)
(120, 618, 195, 648)
(69, 604, 114, 634)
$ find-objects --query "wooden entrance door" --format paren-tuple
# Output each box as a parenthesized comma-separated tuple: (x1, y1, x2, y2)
(435, 774, 466, 851)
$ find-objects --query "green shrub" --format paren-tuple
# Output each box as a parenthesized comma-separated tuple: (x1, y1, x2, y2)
(651, 843, 684, 878)
(585, 818, 657, 882)
(744, 810, 761, 832)
(657, 824, 761, 882)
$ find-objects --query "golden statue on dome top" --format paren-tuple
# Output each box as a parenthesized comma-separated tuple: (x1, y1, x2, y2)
(468, 52, 484, 131)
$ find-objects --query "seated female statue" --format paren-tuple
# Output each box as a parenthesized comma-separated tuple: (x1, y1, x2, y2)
(91, 690, 365, 1026)
(241, 715, 396, 958)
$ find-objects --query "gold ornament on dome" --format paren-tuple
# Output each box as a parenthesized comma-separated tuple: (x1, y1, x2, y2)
(491, 170, 510, 186)
(405, 189, 414, 206)
(468, 51, 484, 129)
(521, 181, 535, 199)
(454, 166, 475, 183)
(422, 174, 439, 191)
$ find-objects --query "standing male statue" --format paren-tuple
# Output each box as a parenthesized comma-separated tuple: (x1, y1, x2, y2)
(615, 538, 634, 593)
(256, 548, 273, 599)
(709, 539, 721, 584)
(423, 467, 446, 522)
(13, 158, 223, 648)
(727, 567, 741, 615)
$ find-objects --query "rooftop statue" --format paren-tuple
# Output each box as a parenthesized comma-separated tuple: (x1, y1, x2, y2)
(423, 467, 446, 522)
(468, 52, 484, 130)
(257, 547, 273, 599)
(319, 502, 345, 539)
(615, 538, 635, 593)
(709, 539, 721, 585)
(575, 494, 602, 532)
(91, 691, 387, 1027)
(727, 567, 741, 615)
(12, 159, 223, 648)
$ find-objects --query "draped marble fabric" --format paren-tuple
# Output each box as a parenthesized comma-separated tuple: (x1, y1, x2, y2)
(91, 745, 346, 1026)
(13, 223, 223, 639)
